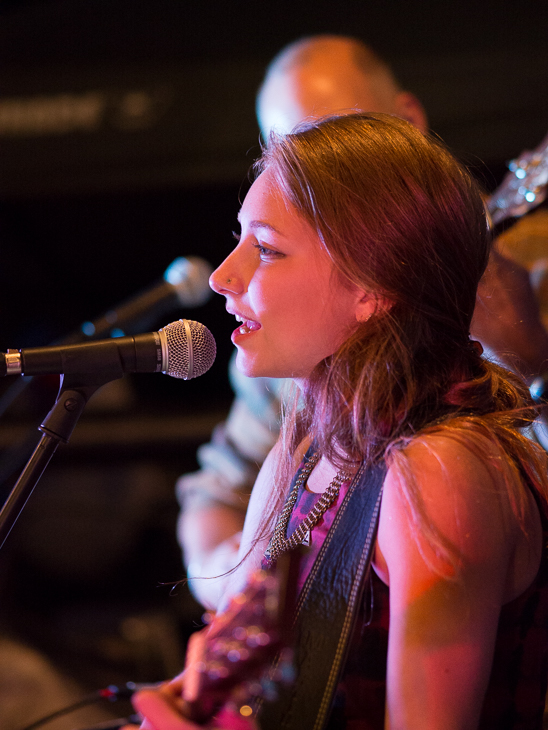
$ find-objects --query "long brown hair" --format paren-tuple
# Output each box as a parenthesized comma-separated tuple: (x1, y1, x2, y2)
(255, 113, 547, 555)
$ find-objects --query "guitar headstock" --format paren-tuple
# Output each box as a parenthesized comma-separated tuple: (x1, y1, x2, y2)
(487, 131, 548, 226)
(182, 566, 294, 725)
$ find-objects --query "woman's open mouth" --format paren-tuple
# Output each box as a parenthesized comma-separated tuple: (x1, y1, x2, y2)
(232, 314, 261, 339)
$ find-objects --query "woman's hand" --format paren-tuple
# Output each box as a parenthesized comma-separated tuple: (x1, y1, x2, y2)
(131, 683, 193, 730)
(127, 682, 257, 730)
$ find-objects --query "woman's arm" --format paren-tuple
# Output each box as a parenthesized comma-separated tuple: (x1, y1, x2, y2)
(375, 434, 540, 730)
(126, 442, 292, 729)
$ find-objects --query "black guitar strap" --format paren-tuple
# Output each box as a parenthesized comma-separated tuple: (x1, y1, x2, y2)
(259, 458, 387, 730)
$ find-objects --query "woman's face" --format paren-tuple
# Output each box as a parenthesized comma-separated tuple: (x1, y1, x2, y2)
(210, 168, 370, 383)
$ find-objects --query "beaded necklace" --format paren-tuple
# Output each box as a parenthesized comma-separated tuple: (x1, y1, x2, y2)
(263, 451, 351, 568)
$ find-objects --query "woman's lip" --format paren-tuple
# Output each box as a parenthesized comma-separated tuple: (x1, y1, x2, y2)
(227, 308, 256, 323)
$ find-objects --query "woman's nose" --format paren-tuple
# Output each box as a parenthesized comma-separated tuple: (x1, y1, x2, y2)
(209, 258, 239, 295)
(210, 240, 256, 295)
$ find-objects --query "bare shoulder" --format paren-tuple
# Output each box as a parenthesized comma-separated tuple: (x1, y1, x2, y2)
(220, 438, 309, 608)
(388, 428, 506, 500)
(234, 442, 283, 556)
(385, 427, 517, 513)
(383, 429, 510, 525)
(375, 428, 540, 596)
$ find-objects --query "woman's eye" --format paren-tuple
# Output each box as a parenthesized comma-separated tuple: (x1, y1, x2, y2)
(253, 243, 283, 259)
(232, 231, 283, 259)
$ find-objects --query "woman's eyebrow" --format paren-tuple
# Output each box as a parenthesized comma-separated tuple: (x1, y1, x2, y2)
(236, 213, 283, 236)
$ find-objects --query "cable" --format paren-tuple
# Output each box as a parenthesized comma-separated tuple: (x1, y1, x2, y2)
(18, 682, 150, 730)
(71, 715, 142, 730)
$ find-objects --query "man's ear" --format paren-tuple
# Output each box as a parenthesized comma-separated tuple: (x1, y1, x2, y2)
(394, 91, 429, 134)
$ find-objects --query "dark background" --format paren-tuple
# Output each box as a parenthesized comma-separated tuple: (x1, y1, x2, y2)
(2, 0, 548, 352)
(0, 0, 547, 725)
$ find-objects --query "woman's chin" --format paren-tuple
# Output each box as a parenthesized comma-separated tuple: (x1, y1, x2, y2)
(235, 352, 283, 380)
(234, 352, 263, 379)
(234, 348, 314, 382)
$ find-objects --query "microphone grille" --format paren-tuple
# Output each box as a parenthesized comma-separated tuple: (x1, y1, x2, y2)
(160, 319, 216, 380)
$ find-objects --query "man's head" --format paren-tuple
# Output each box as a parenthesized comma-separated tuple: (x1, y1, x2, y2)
(256, 35, 428, 138)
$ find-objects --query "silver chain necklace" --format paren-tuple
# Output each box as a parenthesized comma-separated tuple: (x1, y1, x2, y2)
(263, 451, 351, 567)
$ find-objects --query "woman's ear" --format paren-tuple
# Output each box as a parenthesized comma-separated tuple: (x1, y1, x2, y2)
(355, 293, 376, 323)
(355, 292, 391, 322)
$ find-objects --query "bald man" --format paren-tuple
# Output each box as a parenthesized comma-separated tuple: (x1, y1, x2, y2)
(177, 35, 548, 610)
(256, 35, 427, 136)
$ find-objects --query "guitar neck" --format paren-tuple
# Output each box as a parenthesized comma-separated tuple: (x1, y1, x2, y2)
(486, 130, 548, 227)
(182, 554, 297, 725)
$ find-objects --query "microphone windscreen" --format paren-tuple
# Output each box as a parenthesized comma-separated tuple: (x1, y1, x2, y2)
(161, 319, 216, 380)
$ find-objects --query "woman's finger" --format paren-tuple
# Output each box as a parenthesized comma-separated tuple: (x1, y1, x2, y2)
(132, 689, 196, 730)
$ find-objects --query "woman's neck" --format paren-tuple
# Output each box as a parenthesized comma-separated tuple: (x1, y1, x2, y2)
(306, 454, 344, 494)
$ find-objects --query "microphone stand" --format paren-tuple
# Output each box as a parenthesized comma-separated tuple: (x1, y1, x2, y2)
(0, 369, 122, 550)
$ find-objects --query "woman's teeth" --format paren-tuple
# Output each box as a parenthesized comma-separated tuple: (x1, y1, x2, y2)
(235, 315, 260, 334)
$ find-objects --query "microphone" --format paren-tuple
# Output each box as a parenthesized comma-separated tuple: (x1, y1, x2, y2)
(66, 256, 213, 344)
(0, 319, 216, 381)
